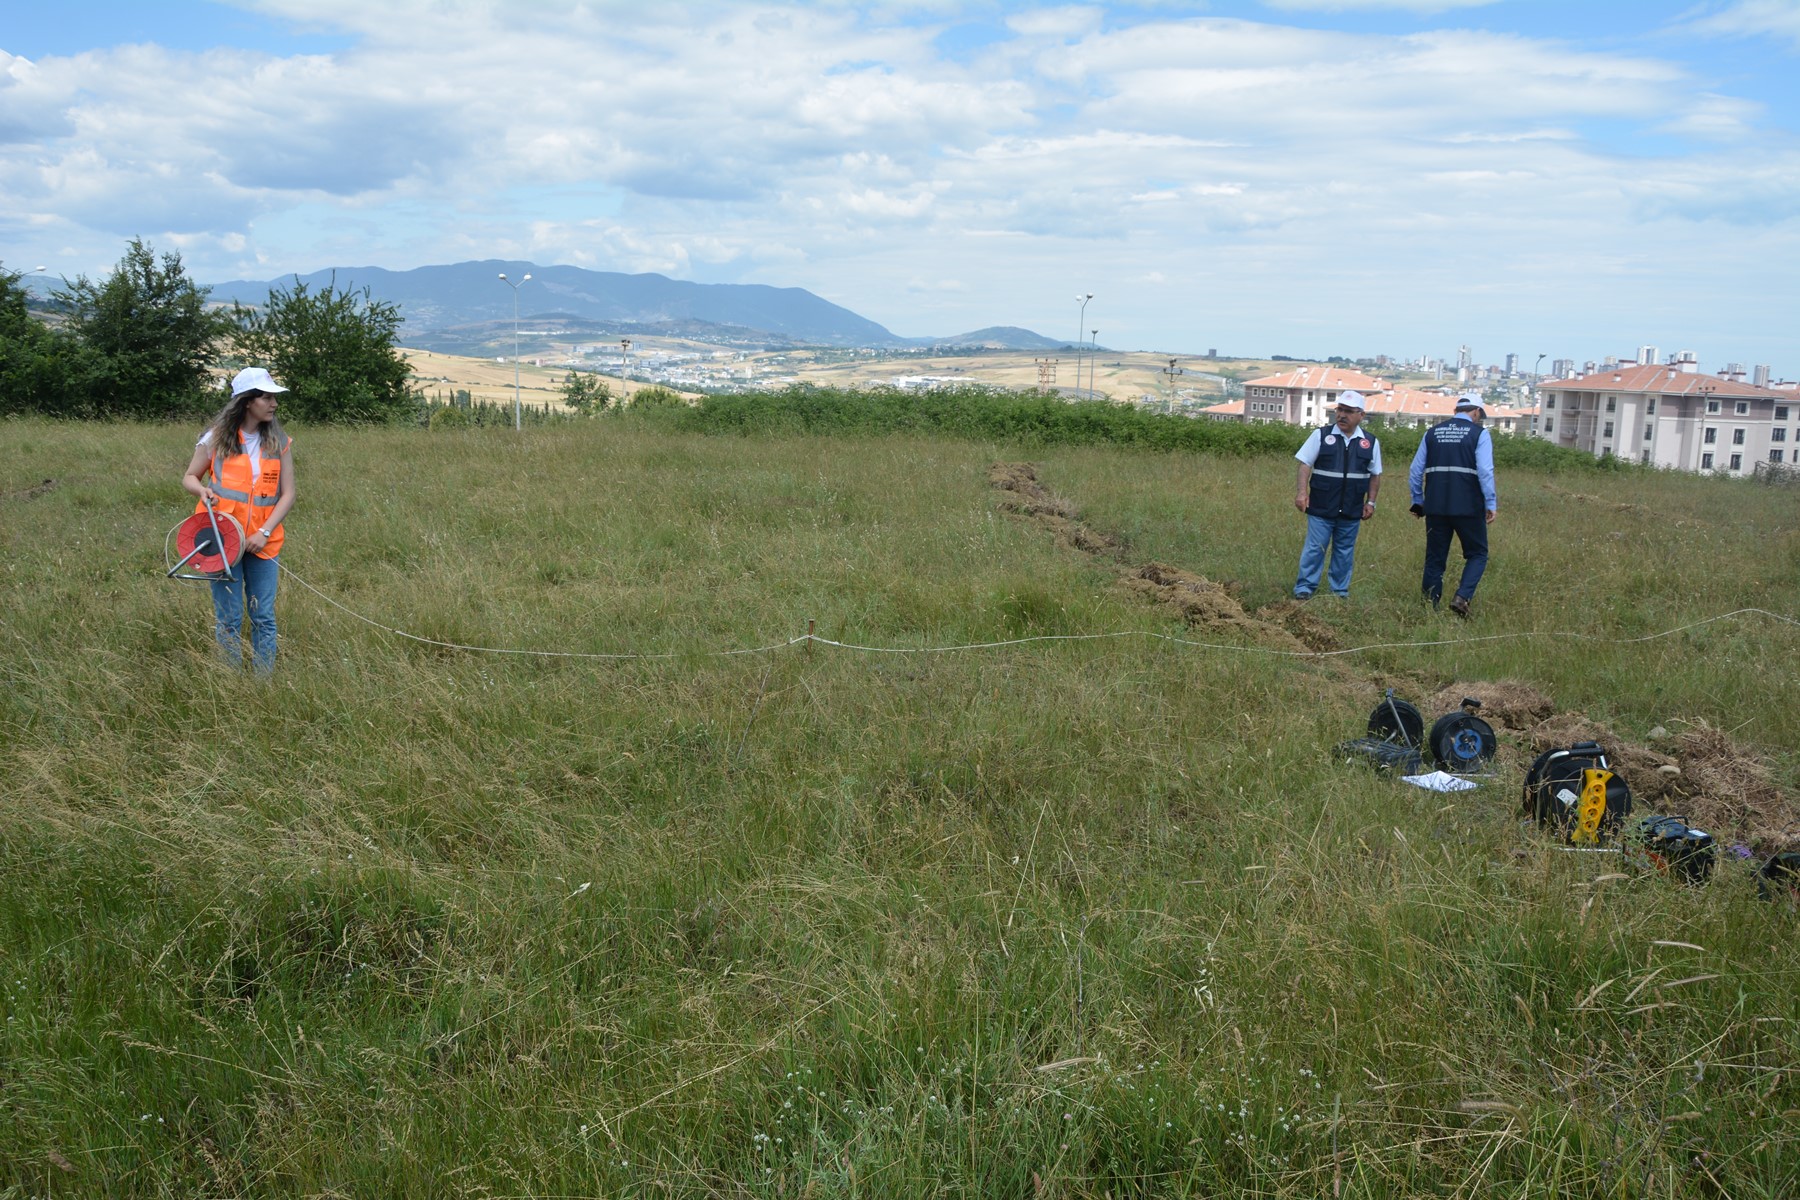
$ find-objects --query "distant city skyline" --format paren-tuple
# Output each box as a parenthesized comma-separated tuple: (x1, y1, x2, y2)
(3, 1, 1798, 374)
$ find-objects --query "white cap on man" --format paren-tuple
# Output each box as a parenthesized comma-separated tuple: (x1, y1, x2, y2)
(231, 367, 290, 398)
(1454, 393, 1486, 416)
(1335, 390, 1366, 410)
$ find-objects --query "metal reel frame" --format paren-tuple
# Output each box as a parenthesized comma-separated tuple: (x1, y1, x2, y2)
(165, 504, 245, 583)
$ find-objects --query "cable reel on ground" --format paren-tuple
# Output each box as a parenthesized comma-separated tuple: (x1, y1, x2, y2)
(1366, 691, 1424, 749)
(1335, 689, 1426, 772)
(1427, 696, 1498, 774)
(1521, 740, 1634, 843)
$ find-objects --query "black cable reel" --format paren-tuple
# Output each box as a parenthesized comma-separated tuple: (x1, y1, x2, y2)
(1427, 696, 1498, 774)
(1335, 689, 1426, 772)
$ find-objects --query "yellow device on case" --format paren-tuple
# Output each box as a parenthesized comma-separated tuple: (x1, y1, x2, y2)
(1571, 768, 1611, 844)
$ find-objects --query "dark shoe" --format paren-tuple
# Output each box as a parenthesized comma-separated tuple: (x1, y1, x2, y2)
(1294, 592, 1313, 602)
(1449, 594, 1471, 618)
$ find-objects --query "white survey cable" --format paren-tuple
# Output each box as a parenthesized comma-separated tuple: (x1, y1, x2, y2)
(276, 561, 1799, 665)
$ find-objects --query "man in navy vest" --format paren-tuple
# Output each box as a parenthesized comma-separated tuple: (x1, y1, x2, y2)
(1291, 390, 1382, 599)
(1408, 394, 1498, 617)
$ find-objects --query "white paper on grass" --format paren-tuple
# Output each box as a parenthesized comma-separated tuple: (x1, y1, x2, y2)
(1401, 770, 1479, 793)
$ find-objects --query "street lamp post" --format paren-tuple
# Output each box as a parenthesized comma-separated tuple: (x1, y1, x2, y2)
(1530, 352, 1547, 437)
(1089, 330, 1098, 402)
(619, 339, 633, 403)
(497, 271, 532, 430)
(1074, 293, 1093, 398)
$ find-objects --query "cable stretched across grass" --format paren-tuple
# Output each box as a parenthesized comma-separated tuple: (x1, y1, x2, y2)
(278, 561, 1799, 663)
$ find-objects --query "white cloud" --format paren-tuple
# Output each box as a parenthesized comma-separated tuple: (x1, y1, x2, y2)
(1684, 0, 1800, 50)
(1, 2, 1796, 369)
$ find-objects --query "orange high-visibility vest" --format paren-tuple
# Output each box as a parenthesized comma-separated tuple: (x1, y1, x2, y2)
(195, 429, 292, 558)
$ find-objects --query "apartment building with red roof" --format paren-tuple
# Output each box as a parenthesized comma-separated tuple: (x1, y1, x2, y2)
(1234, 365, 1389, 426)
(1202, 367, 1530, 432)
(1537, 363, 1793, 474)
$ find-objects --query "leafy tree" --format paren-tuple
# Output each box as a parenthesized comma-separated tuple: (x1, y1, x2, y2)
(233, 275, 417, 424)
(0, 264, 77, 415)
(560, 371, 613, 415)
(53, 239, 229, 419)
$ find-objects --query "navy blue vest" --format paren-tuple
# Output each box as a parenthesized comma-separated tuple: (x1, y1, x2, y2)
(1421, 419, 1485, 517)
(1306, 424, 1377, 519)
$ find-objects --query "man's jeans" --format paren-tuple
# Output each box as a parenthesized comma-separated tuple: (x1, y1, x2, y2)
(1421, 514, 1488, 604)
(1294, 514, 1362, 598)
(210, 552, 279, 674)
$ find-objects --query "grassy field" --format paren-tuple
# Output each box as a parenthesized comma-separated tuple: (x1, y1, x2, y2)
(2, 415, 1797, 1197)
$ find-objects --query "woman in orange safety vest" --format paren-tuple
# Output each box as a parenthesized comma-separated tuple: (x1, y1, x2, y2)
(180, 367, 297, 674)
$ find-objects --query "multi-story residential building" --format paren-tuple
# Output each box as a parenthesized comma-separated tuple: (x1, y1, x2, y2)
(1229, 365, 1390, 426)
(1536, 363, 1792, 474)
(1205, 369, 1528, 432)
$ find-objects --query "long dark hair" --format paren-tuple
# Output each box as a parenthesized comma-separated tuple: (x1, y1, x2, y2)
(200, 388, 288, 458)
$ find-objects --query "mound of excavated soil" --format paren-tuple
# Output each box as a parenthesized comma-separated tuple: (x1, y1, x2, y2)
(1662, 721, 1794, 851)
(1256, 599, 1343, 654)
(1427, 681, 1555, 731)
(1122, 562, 1304, 650)
(988, 463, 1119, 555)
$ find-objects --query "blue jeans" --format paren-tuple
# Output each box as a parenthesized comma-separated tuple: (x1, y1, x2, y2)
(210, 552, 279, 674)
(1421, 514, 1488, 604)
(1294, 514, 1363, 598)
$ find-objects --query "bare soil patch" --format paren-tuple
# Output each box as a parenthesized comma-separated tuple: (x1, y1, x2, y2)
(988, 462, 1119, 556)
(1, 478, 56, 502)
(1427, 680, 1554, 731)
(1256, 598, 1344, 654)
(1123, 563, 1305, 651)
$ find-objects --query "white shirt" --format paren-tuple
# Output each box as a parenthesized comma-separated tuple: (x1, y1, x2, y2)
(1295, 425, 1382, 475)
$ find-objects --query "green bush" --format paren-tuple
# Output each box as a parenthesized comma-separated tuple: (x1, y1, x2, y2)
(670, 385, 1620, 471)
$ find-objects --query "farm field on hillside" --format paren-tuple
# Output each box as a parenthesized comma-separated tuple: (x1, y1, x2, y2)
(2, 419, 1797, 1197)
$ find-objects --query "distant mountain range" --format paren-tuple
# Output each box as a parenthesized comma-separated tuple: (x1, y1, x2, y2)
(200, 260, 1060, 352)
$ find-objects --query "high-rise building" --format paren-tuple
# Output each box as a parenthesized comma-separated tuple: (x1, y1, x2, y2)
(1552, 358, 1576, 379)
(1504, 353, 1520, 376)
(1754, 364, 1772, 388)
(1637, 345, 1660, 366)
(1457, 345, 1472, 371)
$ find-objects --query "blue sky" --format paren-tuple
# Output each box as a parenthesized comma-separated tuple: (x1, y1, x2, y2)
(4, 0, 1798, 373)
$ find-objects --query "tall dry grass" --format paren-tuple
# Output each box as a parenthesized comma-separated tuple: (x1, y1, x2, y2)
(1, 417, 1795, 1197)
